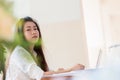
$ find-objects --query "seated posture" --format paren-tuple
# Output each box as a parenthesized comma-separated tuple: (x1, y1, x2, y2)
(5, 16, 85, 80)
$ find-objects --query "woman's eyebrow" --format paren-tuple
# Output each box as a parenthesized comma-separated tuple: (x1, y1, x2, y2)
(25, 26, 31, 28)
(33, 26, 37, 28)
(25, 25, 37, 28)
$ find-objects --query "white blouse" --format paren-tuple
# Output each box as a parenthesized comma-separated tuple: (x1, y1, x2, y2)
(5, 46, 44, 80)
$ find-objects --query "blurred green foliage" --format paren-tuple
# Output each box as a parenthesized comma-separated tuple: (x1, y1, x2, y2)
(0, 0, 15, 77)
(0, 0, 14, 16)
(0, 43, 6, 73)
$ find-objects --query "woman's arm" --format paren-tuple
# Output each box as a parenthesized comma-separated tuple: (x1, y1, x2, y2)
(44, 64, 85, 75)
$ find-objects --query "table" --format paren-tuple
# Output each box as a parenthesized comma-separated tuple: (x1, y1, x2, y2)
(42, 67, 120, 80)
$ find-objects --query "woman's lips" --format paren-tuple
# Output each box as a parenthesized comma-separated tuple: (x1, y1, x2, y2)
(32, 36, 38, 38)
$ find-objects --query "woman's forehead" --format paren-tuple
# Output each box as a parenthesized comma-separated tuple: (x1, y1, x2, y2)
(24, 21, 36, 28)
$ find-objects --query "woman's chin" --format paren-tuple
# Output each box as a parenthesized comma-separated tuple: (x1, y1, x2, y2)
(29, 40, 38, 44)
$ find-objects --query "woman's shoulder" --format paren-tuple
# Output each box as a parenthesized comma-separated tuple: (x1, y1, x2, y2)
(12, 46, 29, 56)
(14, 45, 25, 50)
(13, 45, 27, 52)
(10, 46, 34, 62)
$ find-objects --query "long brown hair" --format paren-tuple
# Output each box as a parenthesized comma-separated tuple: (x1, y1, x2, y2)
(14, 16, 48, 71)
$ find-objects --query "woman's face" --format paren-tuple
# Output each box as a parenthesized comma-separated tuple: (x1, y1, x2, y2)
(23, 21, 39, 44)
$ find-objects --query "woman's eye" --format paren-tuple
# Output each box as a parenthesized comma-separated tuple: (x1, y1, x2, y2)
(26, 29, 31, 31)
(34, 28, 38, 30)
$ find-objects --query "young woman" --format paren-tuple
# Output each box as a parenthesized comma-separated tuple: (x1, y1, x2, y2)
(5, 16, 85, 80)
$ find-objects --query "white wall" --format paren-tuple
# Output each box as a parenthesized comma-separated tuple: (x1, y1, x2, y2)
(101, 0, 120, 47)
(12, 0, 120, 69)
(100, 0, 120, 65)
(81, 0, 120, 68)
(82, 0, 105, 68)
(29, 0, 89, 70)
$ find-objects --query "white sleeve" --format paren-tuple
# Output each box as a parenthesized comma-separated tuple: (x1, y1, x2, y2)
(28, 64, 44, 80)
(11, 46, 44, 80)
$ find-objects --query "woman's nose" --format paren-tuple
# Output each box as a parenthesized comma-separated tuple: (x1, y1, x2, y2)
(32, 29, 36, 34)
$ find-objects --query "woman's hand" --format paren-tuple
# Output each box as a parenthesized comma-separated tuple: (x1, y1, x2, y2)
(44, 64, 85, 75)
(71, 64, 85, 71)
(55, 64, 85, 73)
(44, 70, 55, 75)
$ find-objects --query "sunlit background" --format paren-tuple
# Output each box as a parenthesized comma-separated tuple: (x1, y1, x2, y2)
(1, 0, 120, 72)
